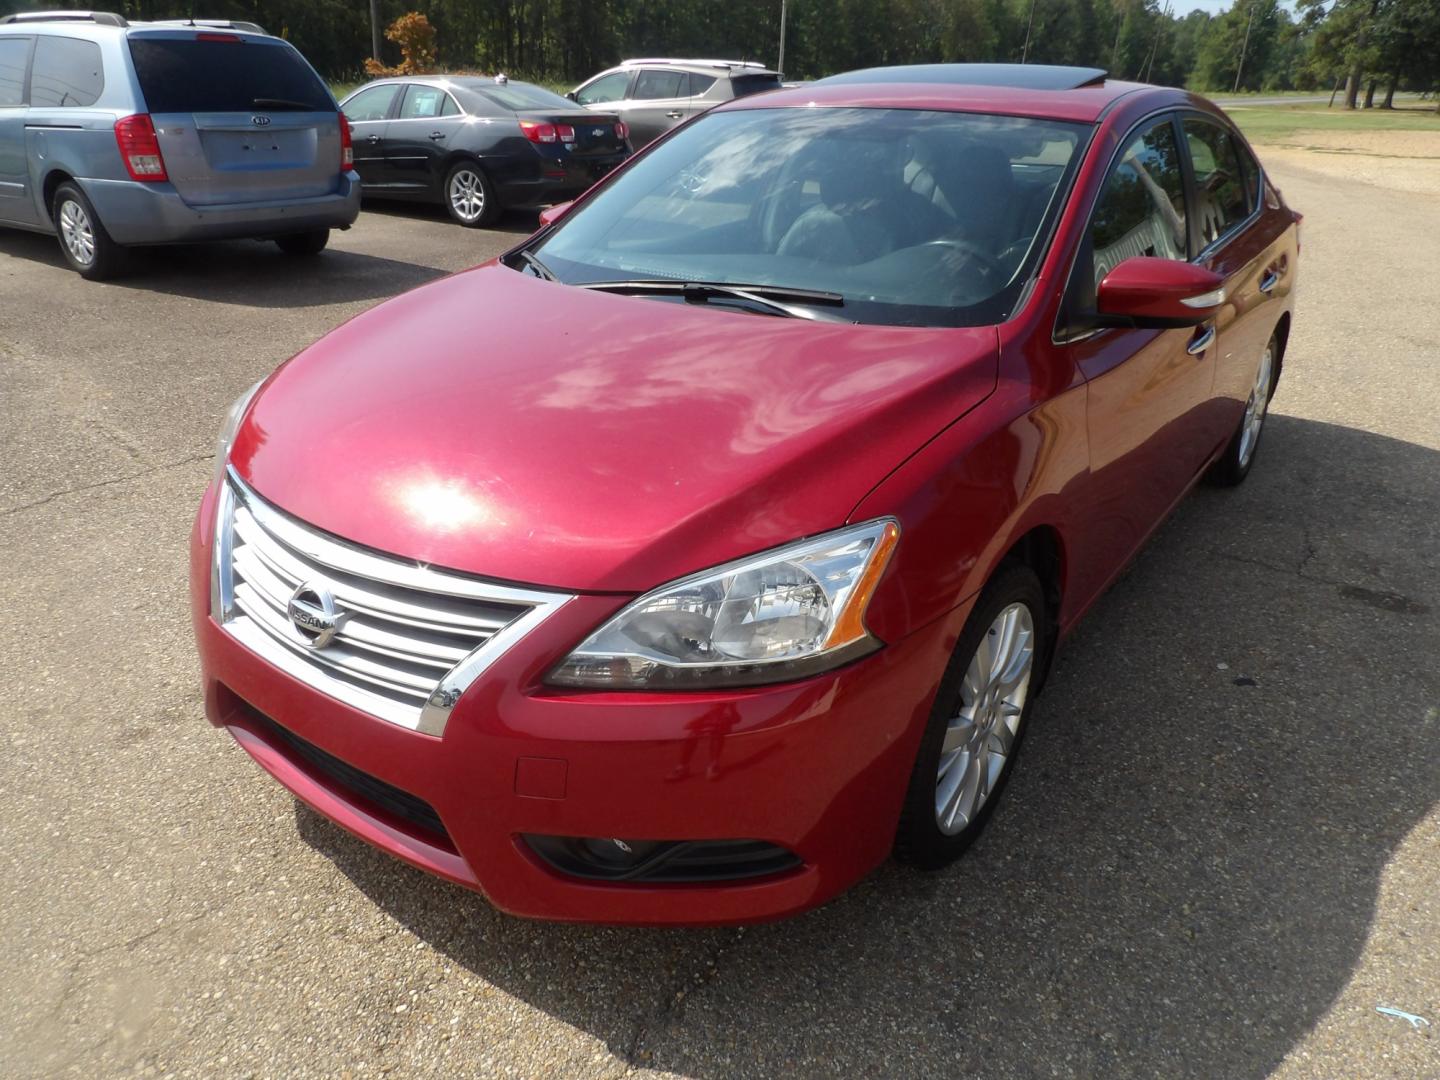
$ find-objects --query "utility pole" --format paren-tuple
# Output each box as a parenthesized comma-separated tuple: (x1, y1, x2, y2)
(1022, 0, 1039, 63)
(778, 0, 788, 74)
(1143, 0, 1171, 83)
(1233, 0, 1257, 94)
(369, 0, 382, 62)
(1111, 0, 1128, 72)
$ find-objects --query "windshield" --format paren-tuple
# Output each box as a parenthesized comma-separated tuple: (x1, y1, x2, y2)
(532, 107, 1088, 327)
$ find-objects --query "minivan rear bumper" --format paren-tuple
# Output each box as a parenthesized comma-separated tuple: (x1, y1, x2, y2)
(80, 172, 361, 245)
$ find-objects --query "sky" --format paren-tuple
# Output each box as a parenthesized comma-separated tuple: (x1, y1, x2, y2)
(1165, 0, 1296, 14)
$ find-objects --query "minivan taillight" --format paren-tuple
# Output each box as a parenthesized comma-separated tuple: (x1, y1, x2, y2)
(520, 120, 557, 144)
(339, 113, 354, 172)
(114, 114, 167, 182)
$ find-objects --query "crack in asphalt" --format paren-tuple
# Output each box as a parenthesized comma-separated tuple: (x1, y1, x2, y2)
(624, 927, 749, 1072)
(1210, 545, 1432, 615)
(0, 452, 212, 517)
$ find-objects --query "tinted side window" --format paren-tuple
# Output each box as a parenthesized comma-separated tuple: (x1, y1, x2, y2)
(129, 39, 332, 113)
(343, 83, 399, 123)
(0, 37, 29, 107)
(687, 73, 717, 97)
(30, 36, 103, 107)
(575, 71, 628, 106)
(633, 69, 684, 100)
(1089, 118, 1188, 287)
(399, 85, 456, 119)
(730, 74, 782, 97)
(1183, 118, 1251, 247)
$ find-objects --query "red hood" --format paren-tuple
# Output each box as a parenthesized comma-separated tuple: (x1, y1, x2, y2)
(233, 264, 997, 592)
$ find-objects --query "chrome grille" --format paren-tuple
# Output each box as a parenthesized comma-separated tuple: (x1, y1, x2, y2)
(213, 471, 570, 735)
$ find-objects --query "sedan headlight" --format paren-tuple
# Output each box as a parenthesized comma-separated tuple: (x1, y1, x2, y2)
(548, 519, 900, 690)
(212, 379, 263, 490)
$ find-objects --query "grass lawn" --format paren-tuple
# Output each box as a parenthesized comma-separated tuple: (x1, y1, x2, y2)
(1228, 103, 1440, 142)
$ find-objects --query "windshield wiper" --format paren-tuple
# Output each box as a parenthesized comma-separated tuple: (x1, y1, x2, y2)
(511, 249, 557, 281)
(251, 97, 318, 111)
(576, 280, 850, 322)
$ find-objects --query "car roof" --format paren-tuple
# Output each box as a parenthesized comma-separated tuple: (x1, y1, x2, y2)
(618, 58, 781, 77)
(0, 11, 278, 40)
(719, 64, 1178, 123)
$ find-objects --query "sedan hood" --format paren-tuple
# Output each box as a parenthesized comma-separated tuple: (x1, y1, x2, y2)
(232, 264, 997, 592)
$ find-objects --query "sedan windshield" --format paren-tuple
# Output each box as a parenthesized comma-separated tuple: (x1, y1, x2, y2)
(532, 107, 1088, 327)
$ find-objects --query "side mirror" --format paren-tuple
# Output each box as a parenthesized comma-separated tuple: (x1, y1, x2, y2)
(565, 90, 578, 102)
(1096, 257, 1226, 328)
(538, 201, 575, 228)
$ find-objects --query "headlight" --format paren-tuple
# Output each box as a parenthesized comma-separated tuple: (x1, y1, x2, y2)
(548, 519, 900, 690)
(212, 379, 263, 490)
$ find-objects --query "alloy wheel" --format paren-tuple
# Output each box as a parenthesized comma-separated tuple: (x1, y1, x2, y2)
(448, 169, 486, 223)
(58, 198, 96, 267)
(934, 602, 1035, 835)
(1237, 343, 1274, 468)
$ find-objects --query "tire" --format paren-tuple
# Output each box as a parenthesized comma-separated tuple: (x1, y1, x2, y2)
(443, 160, 499, 228)
(275, 229, 330, 256)
(1207, 333, 1279, 487)
(895, 562, 1048, 870)
(52, 181, 126, 280)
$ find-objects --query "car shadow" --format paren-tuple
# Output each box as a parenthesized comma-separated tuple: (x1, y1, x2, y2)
(293, 413, 1439, 1077)
(359, 197, 541, 236)
(0, 228, 451, 308)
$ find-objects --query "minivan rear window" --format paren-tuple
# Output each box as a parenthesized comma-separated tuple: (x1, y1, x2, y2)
(128, 38, 333, 113)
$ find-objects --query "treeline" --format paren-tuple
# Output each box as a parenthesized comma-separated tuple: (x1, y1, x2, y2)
(5, 0, 1438, 103)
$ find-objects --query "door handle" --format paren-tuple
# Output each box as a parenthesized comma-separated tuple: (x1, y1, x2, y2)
(366, 134, 382, 144)
(665, 110, 684, 119)
(428, 131, 446, 140)
(1187, 324, 1216, 356)
(1259, 268, 1279, 293)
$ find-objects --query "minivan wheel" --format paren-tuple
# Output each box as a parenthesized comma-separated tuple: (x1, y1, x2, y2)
(895, 562, 1047, 870)
(1207, 334, 1279, 487)
(444, 161, 499, 227)
(275, 229, 330, 256)
(52, 182, 125, 280)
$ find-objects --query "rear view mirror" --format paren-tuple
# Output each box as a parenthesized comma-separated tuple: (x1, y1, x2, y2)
(1096, 257, 1226, 328)
(539, 201, 575, 228)
(565, 90, 578, 102)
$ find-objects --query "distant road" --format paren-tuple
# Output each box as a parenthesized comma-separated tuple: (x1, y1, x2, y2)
(1214, 92, 1424, 108)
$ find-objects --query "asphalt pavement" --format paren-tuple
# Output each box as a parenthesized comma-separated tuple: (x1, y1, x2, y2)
(2, 170, 1437, 1079)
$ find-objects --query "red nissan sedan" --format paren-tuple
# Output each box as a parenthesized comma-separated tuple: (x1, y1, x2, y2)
(190, 64, 1299, 924)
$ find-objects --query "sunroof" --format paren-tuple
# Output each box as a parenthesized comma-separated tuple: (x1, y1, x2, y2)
(815, 64, 1109, 91)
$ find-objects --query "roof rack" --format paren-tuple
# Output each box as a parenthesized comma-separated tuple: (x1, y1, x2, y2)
(148, 18, 268, 34)
(0, 10, 128, 27)
(815, 64, 1109, 91)
(622, 58, 772, 71)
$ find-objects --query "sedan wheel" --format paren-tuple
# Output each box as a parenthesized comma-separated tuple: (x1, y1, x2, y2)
(444, 163, 497, 228)
(1208, 332, 1280, 487)
(896, 563, 1048, 869)
(935, 602, 1034, 835)
(1237, 341, 1275, 469)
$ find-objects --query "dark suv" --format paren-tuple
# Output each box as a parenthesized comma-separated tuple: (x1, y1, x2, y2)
(568, 58, 782, 148)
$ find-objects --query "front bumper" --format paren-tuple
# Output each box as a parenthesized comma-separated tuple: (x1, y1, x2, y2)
(81, 173, 362, 246)
(189, 484, 964, 924)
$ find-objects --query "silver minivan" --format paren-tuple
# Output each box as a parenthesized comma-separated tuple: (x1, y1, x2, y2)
(0, 11, 360, 279)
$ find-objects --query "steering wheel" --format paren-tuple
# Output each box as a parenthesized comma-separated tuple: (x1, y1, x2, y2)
(917, 238, 1004, 282)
